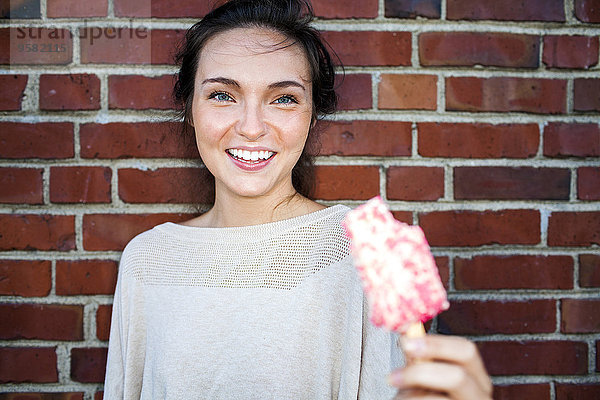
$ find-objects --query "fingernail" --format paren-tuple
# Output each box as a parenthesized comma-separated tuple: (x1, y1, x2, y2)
(400, 337, 426, 356)
(386, 371, 403, 386)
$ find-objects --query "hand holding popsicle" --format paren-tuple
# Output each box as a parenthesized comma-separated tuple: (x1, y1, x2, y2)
(343, 197, 492, 399)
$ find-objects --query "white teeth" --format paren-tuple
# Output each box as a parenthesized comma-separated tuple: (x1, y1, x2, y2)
(227, 149, 274, 162)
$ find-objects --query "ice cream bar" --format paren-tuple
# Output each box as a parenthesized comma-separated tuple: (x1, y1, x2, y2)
(343, 196, 449, 335)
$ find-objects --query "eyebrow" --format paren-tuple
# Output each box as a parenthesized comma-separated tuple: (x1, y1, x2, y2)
(201, 77, 306, 92)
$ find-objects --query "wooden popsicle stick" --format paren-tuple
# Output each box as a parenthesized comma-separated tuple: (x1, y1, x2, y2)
(405, 322, 426, 338)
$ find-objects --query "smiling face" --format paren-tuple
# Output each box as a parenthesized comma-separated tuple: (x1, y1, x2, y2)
(191, 27, 313, 205)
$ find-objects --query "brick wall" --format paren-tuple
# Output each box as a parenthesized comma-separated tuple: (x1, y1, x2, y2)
(1, 0, 599, 399)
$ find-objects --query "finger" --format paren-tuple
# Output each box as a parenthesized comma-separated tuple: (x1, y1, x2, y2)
(390, 361, 491, 400)
(400, 335, 492, 396)
(394, 391, 448, 400)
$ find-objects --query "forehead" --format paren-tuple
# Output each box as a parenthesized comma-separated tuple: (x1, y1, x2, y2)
(197, 27, 311, 82)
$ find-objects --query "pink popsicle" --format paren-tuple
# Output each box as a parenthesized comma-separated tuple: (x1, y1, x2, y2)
(343, 196, 449, 334)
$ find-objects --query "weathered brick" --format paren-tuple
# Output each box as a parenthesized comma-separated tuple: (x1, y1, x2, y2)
(556, 383, 600, 400)
(83, 213, 191, 251)
(575, 0, 600, 23)
(0, 214, 75, 251)
(418, 123, 539, 158)
(420, 32, 539, 68)
(94, 393, 103, 400)
(574, 78, 600, 112)
(70, 348, 107, 383)
(0, 0, 40, 18)
(150, 30, 186, 65)
(50, 166, 112, 203)
(578, 167, 600, 200)
(543, 122, 600, 158)
(447, 0, 565, 21)
(580, 254, 600, 287)
(386, 166, 444, 201)
(446, 77, 566, 114)
(96, 305, 112, 341)
(561, 299, 600, 333)
(0, 347, 57, 383)
(80, 122, 197, 159)
(543, 35, 599, 69)
(0, 122, 74, 159)
(419, 210, 540, 247)
(119, 168, 213, 204)
(313, 166, 379, 200)
(493, 384, 550, 400)
(3, 28, 72, 65)
(313, 0, 378, 18)
(0, 75, 27, 110)
(337, 74, 372, 110)
(454, 167, 570, 200)
(79, 28, 152, 64)
(379, 74, 437, 110)
(391, 211, 413, 225)
(434, 256, 449, 290)
(0, 304, 83, 340)
(47, 0, 107, 17)
(114, 0, 211, 18)
(56, 260, 117, 295)
(0, 394, 84, 400)
(0, 260, 52, 297)
(39, 74, 100, 110)
(0, 168, 43, 204)
(319, 121, 411, 156)
(322, 31, 411, 66)
(478, 341, 587, 375)
(438, 300, 556, 335)
(108, 75, 174, 110)
(548, 212, 600, 246)
(385, 0, 441, 18)
(455, 255, 573, 290)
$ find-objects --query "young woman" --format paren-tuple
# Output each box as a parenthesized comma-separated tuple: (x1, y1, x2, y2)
(103, 1, 492, 399)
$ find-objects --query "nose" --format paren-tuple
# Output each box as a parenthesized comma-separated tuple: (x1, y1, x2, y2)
(237, 101, 266, 140)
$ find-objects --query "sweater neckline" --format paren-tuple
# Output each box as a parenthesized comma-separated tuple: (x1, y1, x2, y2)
(156, 204, 348, 243)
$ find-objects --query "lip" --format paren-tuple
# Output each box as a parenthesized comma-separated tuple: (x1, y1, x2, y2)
(226, 149, 276, 171)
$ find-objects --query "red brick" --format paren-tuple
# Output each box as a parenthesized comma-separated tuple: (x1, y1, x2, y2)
(319, 121, 411, 156)
(0, 75, 27, 110)
(419, 210, 540, 247)
(0, 304, 83, 340)
(556, 383, 600, 399)
(114, 0, 211, 18)
(446, 77, 566, 114)
(385, 0, 441, 18)
(337, 74, 372, 110)
(119, 168, 213, 204)
(454, 167, 570, 200)
(47, 0, 107, 17)
(575, 0, 600, 23)
(455, 255, 574, 290)
(322, 31, 410, 66)
(561, 299, 600, 333)
(386, 166, 444, 201)
(0, 394, 84, 400)
(70, 348, 107, 383)
(313, 0, 378, 18)
(574, 78, 600, 112)
(96, 305, 112, 341)
(578, 167, 600, 200)
(580, 254, 600, 287)
(56, 260, 117, 295)
(543, 122, 600, 158)
(313, 166, 379, 200)
(0, 1, 40, 18)
(548, 212, 600, 246)
(39, 74, 100, 110)
(150, 30, 186, 65)
(379, 74, 437, 110)
(0, 168, 43, 204)
(543, 35, 599, 69)
(493, 384, 551, 400)
(79, 28, 152, 64)
(4, 28, 72, 65)
(80, 122, 197, 159)
(391, 211, 413, 225)
(83, 213, 192, 251)
(109, 75, 174, 110)
(0, 214, 75, 251)
(0, 122, 74, 159)
(0, 260, 52, 297)
(447, 0, 565, 21)
(420, 32, 539, 68)
(95, 393, 103, 400)
(50, 166, 111, 204)
(0, 347, 57, 383)
(438, 300, 556, 335)
(418, 123, 539, 158)
(434, 256, 449, 290)
(477, 341, 587, 375)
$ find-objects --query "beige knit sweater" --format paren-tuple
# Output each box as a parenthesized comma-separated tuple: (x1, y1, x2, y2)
(103, 205, 403, 399)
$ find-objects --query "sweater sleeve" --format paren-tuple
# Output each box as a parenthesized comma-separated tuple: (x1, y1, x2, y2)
(103, 243, 147, 400)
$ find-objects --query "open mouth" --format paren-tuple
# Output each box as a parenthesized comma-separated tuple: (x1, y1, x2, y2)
(226, 149, 276, 164)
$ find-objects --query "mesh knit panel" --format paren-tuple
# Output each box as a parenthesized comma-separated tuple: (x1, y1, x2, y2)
(121, 205, 351, 290)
